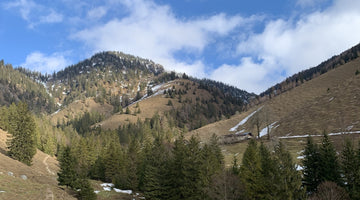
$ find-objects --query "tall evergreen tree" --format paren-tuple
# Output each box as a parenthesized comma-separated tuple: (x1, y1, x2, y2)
(302, 136, 321, 193)
(341, 139, 360, 199)
(258, 142, 278, 199)
(58, 146, 78, 188)
(274, 142, 304, 199)
(240, 139, 262, 199)
(6, 102, 37, 166)
(142, 138, 170, 200)
(77, 178, 96, 200)
(319, 132, 341, 185)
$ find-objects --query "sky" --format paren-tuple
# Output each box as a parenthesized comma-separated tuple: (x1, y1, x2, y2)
(1, 0, 360, 94)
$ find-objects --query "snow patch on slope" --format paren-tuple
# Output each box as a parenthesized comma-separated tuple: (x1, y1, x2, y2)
(229, 106, 263, 131)
(259, 122, 278, 137)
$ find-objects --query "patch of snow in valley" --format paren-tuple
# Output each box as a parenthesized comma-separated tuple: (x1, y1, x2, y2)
(229, 106, 263, 132)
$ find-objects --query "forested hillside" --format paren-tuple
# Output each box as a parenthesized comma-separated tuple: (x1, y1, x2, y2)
(0, 60, 56, 113)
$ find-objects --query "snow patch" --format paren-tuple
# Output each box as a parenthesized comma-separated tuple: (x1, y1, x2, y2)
(51, 109, 61, 116)
(113, 188, 132, 194)
(259, 122, 277, 137)
(297, 155, 305, 159)
(329, 97, 334, 102)
(235, 129, 245, 135)
(94, 190, 100, 194)
(296, 165, 304, 171)
(229, 106, 263, 131)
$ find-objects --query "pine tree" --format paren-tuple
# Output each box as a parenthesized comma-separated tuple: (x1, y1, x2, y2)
(302, 136, 321, 193)
(240, 139, 262, 199)
(6, 102, 37, 166)
(142, 138, 170, 200)
(341, 139, 360, 199)
(77, 178, 96, 200)
(274, 142, 304, 199)
(258, 142, 278, 199)
(58, 146, 78, 188)
(319, 132, 341, 185)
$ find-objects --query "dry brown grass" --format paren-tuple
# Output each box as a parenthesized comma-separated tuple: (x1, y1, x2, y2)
(50, 98, 113, 126)
(0, 129, 76, 199)
(186, 57, 360, 167)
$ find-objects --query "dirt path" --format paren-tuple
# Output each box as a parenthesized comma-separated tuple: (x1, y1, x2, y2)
(43, 155, 55, 175)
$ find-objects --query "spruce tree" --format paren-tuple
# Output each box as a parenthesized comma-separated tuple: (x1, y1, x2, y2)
(341, 139, 360, 199)
(319, 132, 341, 185)
(77, 178, 96, 200)
(240, 139, 262, 199)
(302, 136, 321, 193)
(58, 146, 78, 188)
(258, 142, 278, 199)
(142, 138, 170, 200)
(274, 142, 304, 199)
(6, 102, 37, 166)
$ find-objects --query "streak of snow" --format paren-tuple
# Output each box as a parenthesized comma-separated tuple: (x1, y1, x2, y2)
(51, 109, 61, 116)
(229, 106, 263, 131)
(279, 131, 360, 139)
(113, 188, 132, 194)
(297, 156, 305, 159)
(103, 187, 111, 191)
(94, 190, 100, 194)
(235, 130, 245, 135)
(296, 165, 304, 171)
(101, 183, 114, 187)
(329, 97, 334, 102)
(259, 122, 277, 137)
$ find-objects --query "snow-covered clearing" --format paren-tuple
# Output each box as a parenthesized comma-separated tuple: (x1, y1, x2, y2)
(229, 106, 263, 132)
(259, 122, 278, 137)
(279, 131, 360, 139)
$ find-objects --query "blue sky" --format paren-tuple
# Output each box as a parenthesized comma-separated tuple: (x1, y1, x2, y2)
(1, 0, 360, 94)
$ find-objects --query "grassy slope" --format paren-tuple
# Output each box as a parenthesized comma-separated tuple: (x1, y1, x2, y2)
(187, 57, 360, 167)
(0, 129, 76, 200)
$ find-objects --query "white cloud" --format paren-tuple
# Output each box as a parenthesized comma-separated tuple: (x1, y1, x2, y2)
(21, 52, 70, 74)
(39, 9, 63, 24)
(71, 0, 250, 78)
(3, 0, 63, 28)
(87, 6, 107, 20)
(219, 0, 360, 93)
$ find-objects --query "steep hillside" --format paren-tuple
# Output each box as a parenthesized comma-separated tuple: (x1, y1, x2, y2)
(46, 51, 254, 132)
(0, 61, 56, 114)
(0, 129, 76, 199)
(47, 51, 164, 108)
(191, 55, 360, 140)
